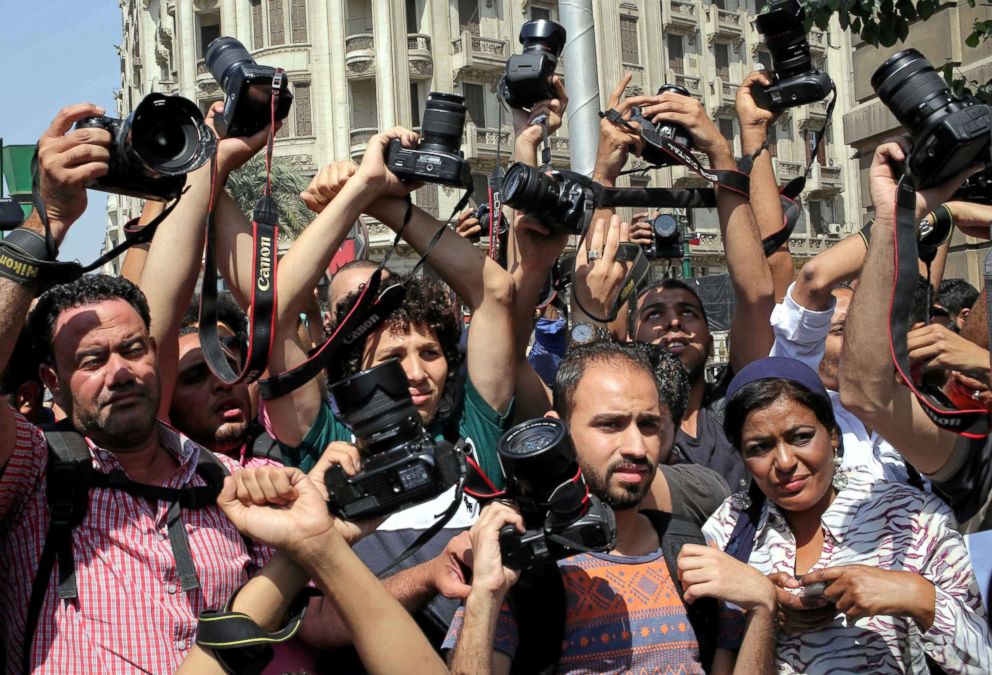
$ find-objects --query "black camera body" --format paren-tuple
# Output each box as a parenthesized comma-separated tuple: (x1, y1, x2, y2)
(501, 163, 592, 235)
(644, 213, 684, 259)
(386, 92, 471, 188)
(499, 20, 567, 110)
(205, 36, 293, 138)
(75, 93, 216, 201)
(751, 0, 833, 110)
(323, 360, 464, 520)
(472, 202, 509, 239)
(496, 418, 617, 570)
(630, 85, 695, 167)
(873, 49, 992, 188)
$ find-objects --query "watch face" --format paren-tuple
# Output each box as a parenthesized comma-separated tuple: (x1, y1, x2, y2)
(572, 323, 594, 343)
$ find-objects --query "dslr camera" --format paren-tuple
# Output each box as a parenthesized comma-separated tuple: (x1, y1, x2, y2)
(751, 0, 833, 110)
(496, 418, 617, 570)
(469, 202, 509, 240)
(75, 93, 215, 201)
(499, 19, 567, 110)
(323, 359, 465, 520)
(629, 84, 695, 167)
(386, 92, 472, 188)
(501, 162, 592, 235)
(205, 36, 294, 138)
(872, 49, 992, 189)
(644, 213, 684, 259)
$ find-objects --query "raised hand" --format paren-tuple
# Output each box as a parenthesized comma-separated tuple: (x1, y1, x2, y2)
(307, 440, 383, 544)
(205, 100, 277, 175)
(573, 215, 633, 319)
(300, 160, 359, 214)
(427, 531, 474, 600)
(512, 76, 569, 148)
(594, 73, 653, 185)
(36, 103, 112, 231)
(736, 71, 779, 135)
(908, 322, 991, 382)
(638, 90, 732, 164)
(454, 206, 483, 240)
(355, 126, 423, 201)
(467, 501, 524, 598)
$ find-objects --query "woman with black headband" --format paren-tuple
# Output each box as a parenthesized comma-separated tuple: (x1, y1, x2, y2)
(681, 356, 991, 673)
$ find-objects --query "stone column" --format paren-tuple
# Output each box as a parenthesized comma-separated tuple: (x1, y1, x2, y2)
(372, 0, 397, 128)
(326, 0, 351, 156)
(178, 1, 198, 102)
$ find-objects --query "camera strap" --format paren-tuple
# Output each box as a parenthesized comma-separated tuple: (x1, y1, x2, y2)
(762, 84, 839, 255)
(0, 150, 182, 290)
(196, 587, 319, 675)
(199, 72, 286, 385)
(890, 174, 989, 437)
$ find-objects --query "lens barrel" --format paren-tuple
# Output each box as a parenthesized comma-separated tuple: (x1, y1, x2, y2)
(755, 0, 811, 80)
(498, 418, 580, 503)
(123, 94, 214, 177)
(519, 19, 567, 56)
(872, 49, 957, 132)
(330, 359, 424, 454)
(419, 92, 467, 154)
(502, 163, 560, 212)
(205, 37, 254, 91)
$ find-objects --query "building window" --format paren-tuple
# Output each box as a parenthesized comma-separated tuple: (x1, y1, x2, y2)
(472, 172, 490, 203)
(458, 0, 480, 33)
(406, 0, 419, 33)
(767, 123, 778, 158)
(807, 129, 827, 165)
(294, 82, 312, 136)
(668, 34, 684, 73)
(410, 83, 422, 128)
(620, 15, 640, 65)
(714, 42, 730, 80)
(269, 0, 286, 45)
(197, 12, 221, 60)
(291, 0, 308, 43)
(532, 6, 551, 21)
(718, 118, 734, 143)
(418, 184, 439, 218)
(808, 199, 824, 235)
(464, 82, 486, 127)
(251, 0, 264, 49)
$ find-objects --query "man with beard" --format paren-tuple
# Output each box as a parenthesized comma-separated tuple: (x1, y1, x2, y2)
(442, 342, 776, 673)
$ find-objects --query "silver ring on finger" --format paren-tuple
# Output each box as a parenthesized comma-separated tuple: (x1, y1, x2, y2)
(587, 249, 602, 261)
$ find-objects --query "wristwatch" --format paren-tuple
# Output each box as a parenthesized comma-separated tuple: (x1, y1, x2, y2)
(570, 322, 610, 346)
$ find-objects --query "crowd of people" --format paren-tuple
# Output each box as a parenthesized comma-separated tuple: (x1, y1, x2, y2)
(2, 64, 992, 675)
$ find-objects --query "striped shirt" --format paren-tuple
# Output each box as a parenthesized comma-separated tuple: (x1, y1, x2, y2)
(703, 468, 992, 674)
(0, 413, 268, 674)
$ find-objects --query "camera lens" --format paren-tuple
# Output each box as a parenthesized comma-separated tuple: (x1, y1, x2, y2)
(658, 84, 691, 98)
(653, 214, 679, 238)
(127, 94, 214, 177)
(519, 19, 567, 57)
(498, 418, 580, 500)
(755, 0, 811, 80)
(419, 92, 467, 154)
(502, 163, 559, 208)
(330, 359, 424, 455)
(205, 36, 254, 91)
(872, 49, 957, 132)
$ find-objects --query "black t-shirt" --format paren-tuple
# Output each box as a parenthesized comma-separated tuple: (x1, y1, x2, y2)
(673, 401, 748, 495)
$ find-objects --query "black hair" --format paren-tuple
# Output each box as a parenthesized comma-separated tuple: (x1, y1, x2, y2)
(628, 278, 708, 337)
(334, 259, 379, 275)
(181, 292, 248, 345)
(723, 377, 839, 450)
(333, 274, 462, 381)
(0, 329, 42, 396)
(553, 341, 684, 424)
(910, 274, 935, 326)
(937, 278, 979, 318)
(28, 274, 151, 366)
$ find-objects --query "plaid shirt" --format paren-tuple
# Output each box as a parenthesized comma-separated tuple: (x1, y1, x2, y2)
(0, 413, 269, 674)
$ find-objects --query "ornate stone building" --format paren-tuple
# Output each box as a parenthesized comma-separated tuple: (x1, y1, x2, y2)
(107, 0, 861, 310)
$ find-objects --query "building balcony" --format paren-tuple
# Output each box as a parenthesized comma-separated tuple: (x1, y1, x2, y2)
(798, 98, 830, 129)
(549, 135, 570, 164)
(673, 73, 703, 99)
(671, 152, 711, 187)
(773, 158, 803, 184)
(407, 33, 433, 79)
(349, 127, 377, 159)
(664, 0, 700, 34)
(707, 77, 738, 114)
(451, 32, 509, 72)
(705, 6, 745, 42)
(808, 28, 827, 53)
(462, 123, 512, 160)
(809, 163, 843, 196)
(789, 234, 831, 258)
(345, 34, 376, 79)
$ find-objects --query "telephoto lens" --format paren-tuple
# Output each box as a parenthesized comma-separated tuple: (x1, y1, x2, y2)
(501, 163, 589, 235)
(331, 359, 424, 456)
(205, 36, 293, 138)
(872, 49, 992, 188)
(419, 92, 468, 155)
(74, 93, 216, 200)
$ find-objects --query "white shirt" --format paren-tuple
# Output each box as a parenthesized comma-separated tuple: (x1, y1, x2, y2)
(769, 283, 912, 484)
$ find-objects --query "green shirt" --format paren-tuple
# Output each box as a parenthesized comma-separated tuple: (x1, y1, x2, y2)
(280, 378, 512, 490)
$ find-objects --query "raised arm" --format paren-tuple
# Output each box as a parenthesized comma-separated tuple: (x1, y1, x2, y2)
(639, 93, 775, 370)
(737, 71, 793, 303)
(839, 139, 976, 474)
(0, 103, 110, 466)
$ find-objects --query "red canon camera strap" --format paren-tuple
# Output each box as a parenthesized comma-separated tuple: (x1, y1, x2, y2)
(199, 70, 284, 385)
(890, 175, 989, 437)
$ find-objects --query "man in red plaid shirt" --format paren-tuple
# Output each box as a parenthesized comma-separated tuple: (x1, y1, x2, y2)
(0, 104, 278, 674)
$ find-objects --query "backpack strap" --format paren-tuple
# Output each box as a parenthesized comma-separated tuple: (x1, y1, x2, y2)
(506, 561, 565, 675)
(23, 428, 93, 674)
(642, 510, 719, 672)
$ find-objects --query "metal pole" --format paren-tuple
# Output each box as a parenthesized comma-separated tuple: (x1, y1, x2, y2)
(559, 0, 600, 177)
(680, 213, 691, 278)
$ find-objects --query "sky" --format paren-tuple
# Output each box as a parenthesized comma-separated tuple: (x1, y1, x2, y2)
(0, 0, 123, 263)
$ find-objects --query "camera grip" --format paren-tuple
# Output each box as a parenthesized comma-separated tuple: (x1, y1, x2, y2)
(498, 523, 525, 569)
(750, 82, 775, 111)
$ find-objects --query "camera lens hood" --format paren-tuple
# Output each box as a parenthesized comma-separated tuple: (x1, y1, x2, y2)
(519, 19, 567, 55)
(127, 93, 216, 177)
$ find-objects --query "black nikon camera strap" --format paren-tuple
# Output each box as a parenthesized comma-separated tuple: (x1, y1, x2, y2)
(199, 72, 285, 385)
(196, 587, 319, 675)
(0, 150, 181, 291)
(890, 174, 989, 438)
